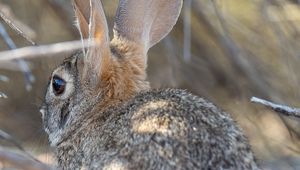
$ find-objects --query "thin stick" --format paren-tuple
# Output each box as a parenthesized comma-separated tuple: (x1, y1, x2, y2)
(0, 92, 7, 98)
(251, 97, 300, 118)
(0, 130, 23, 152)
(0, 130, 38, 162)
(0, 148, 53, 170)
(0, 22, 35, 90)
(0, 11, 36, 46)
(0, 40, 93, 61)
(0, 75, 9, 82)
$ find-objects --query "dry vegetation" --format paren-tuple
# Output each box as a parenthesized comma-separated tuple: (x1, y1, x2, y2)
(1, 0, 300, 169)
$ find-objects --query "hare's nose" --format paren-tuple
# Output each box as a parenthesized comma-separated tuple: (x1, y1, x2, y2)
(39, 106, 46, 118)
(39, 108, 45, 114)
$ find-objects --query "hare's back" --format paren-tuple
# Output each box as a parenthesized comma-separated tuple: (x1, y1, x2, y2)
(92, 89, 258, 169)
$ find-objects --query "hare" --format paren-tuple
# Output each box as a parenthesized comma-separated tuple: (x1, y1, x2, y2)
(40, 0, 259, 169)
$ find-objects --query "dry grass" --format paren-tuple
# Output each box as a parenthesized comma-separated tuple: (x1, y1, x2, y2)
(1, 0, 300, 169)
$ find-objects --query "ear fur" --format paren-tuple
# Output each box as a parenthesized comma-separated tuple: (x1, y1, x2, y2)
(73, 0, 111, 83)
(113, 0, 183, 54)
(72, 0, 182, 91)
(73, 0, 90, 40)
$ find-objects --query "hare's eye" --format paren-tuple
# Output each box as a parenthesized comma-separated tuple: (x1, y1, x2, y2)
(52, 75, 66, 96)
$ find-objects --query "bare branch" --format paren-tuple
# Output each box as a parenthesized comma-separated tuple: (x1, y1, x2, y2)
(0, 92, 7, 98)
(0, 148, 54, 170)
(0, 22, 16, 49)
(0, 10, 36, 45)
(0, 40, 93, 61)
(0, 130, 26, 154)
(0, 130, 40, 161)
(0, 61, 33, 71)
(0, 22, 35, 90)
(0, 130, 54, 169)
(0, 75, 8, 82)
(251, 97, 300, 118)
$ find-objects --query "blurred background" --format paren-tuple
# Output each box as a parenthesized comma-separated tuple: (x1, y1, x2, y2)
(1, 0, 300, 169)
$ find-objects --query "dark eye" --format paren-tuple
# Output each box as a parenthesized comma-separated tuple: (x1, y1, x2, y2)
(52, 75, 66, 96)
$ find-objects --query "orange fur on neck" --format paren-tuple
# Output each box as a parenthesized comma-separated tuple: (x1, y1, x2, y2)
(97, 37, 150, 106)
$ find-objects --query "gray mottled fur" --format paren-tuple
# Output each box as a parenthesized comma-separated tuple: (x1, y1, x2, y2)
(42, 57, 259, 169)
(41, 0, 260, 169)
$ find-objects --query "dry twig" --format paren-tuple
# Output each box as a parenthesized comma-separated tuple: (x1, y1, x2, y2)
(0, 22, 35, 90)
(0, 92, 7, 98)
(0, 148, 53, 170)
(0, 40, 93, 61)
(0, 10, 36, 45)
(251, 97, 300, 118)
(0, 130, 39, 161)
(0, 75, 8, 82)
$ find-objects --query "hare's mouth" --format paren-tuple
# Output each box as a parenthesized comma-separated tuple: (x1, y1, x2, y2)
(48, 130, 64, 147)
(59, 98, 71, 128)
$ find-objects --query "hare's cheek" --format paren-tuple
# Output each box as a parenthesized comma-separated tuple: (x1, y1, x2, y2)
(44, 108, 62, 133)
(40, 108, 49, 134)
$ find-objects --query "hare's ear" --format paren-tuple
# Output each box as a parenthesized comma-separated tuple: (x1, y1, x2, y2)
(73, 0, 89, 39)
(73, 0, 110, 80)
(113, 0, 182, 54)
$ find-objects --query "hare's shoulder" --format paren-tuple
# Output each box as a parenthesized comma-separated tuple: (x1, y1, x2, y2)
(93, 88, 241, 140)
(83, 89, 258, 169)
(127, 88, 235, 130)
(91, 89, 256, 169)
(93, 88, 238, 141)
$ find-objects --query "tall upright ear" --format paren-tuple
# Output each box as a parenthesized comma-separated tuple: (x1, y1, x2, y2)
(73, 0, 110, 79)
(113, 0, 183, 54)
(73, 0, 89, 39)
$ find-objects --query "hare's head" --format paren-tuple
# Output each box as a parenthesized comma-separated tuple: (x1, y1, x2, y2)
(40, 0, 182, 146)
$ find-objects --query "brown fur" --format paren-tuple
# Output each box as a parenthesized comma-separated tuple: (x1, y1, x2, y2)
(41, 0, 260, 169)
